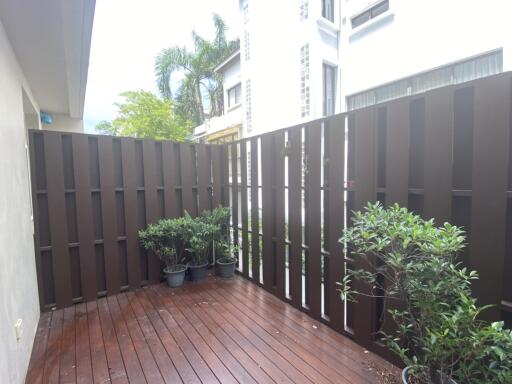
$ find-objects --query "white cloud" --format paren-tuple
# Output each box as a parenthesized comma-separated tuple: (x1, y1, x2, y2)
(84, 0, 240, 133)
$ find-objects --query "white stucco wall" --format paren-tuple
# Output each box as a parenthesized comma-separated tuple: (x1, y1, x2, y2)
(43, 113, 84, 133)
(339, 0, 512, 106)
(223, 58, 242, 114)
(0, 19, 41, 384)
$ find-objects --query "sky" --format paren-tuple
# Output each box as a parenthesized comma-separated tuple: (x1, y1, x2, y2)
(83, 0, 241, 133)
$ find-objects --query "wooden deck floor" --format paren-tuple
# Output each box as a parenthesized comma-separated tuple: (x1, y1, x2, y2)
(26, 276, 399, 384)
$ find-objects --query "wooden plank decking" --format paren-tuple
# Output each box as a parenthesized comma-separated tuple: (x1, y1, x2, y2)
(25, 276, 399, 384)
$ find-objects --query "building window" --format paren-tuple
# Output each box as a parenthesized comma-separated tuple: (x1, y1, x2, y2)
(243, 3, 250, 61)
(245, 79, 252, 132)
(228, 83, 242, 108)
(351, 0, 389, 29)
(300, 44, 310, 118)
(322, 0, 334, 22)
(300, 0, 308, 20)
(323, 64, 337, 116)
(346, 49, 503, 110)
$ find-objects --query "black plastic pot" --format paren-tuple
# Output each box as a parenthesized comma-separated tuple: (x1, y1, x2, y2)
(216, 258, 236, 278)
(164, 264, 187, 288)
(188, 262, 209, 281)
(402, 367, 457, 384)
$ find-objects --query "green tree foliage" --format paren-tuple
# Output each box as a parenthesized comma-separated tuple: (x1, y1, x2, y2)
(95, 90, 192, 140)
(155, 14, 239, 126)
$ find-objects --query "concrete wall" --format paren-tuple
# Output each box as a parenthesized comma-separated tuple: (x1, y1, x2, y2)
(222, 58, 242, 114)
(43, 113, 84, 133)
(0, 18, 41, 384)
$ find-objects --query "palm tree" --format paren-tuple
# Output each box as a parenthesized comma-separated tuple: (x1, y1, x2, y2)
(155, 14, 239, 126)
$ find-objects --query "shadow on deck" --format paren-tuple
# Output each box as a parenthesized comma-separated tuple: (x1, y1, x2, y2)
(26, 276, 399, 383)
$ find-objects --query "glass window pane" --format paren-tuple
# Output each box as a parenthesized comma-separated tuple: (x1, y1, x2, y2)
(371, 0, 389, 18)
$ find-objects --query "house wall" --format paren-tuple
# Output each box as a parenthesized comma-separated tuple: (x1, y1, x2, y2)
(43, 113, 84, 133)
(239, 0, 512, 135)
(223, 58, 242, 114)
(0, 19, 41, 384)
(339, 0, 512, 108)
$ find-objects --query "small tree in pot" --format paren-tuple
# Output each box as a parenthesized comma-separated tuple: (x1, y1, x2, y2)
(215, 240, 239, 278)
(139, 219, 187, 287)
(187, 218, 218, 281)
(339, 203, 512, 384)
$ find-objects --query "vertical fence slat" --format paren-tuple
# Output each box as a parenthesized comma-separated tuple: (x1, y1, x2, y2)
(424, 89, 454, 224)
(196, 144, 210, 213)
(44, 133, 73, 308)
(385, 100, 410, 206)
(29, 132, 45, 309)
(261, 134, 276, 291)
(121, 138, 141, 289)
(250, 137, 260, 283)
(274, 131, 286, 300)
(212, 145, 222, 209)
(221, 145, 230, 208)
(98, 136, 120, 295)
(305, 121, 322, 320)
(469, 75, 510, 321)
(179, 143, 195, 216)
(72, 135, 96, 301)
(325, 115, 345, 332)
(351, 109, 377, 348)
(231, 142, 239, 249)
(288, 126, 302, 307)
(142, 140, 160, 284)
(162, 142, 179, 218)
(240, 141, 249, 277)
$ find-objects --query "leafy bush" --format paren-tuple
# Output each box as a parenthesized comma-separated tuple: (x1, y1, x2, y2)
(216, 240, 240, 263)
(186, 217, 218, 266)
(339, 202, 512, 384)
(139, 218, 185, 272)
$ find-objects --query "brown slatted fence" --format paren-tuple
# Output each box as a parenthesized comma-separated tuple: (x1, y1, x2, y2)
(228, 72, 512, 361)
(29, 131, 226, 311)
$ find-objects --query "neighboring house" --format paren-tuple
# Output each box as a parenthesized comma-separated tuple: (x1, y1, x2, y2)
(238, 0, 510, 135)
(0, 1, 95, 382)
(194, 49, 243, 143)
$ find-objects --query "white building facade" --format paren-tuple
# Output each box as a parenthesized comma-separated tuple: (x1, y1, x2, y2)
(238, 0, 512, 136)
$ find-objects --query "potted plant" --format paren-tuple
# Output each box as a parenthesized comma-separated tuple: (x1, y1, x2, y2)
(139, 219, 187, 288)
(200, 206, 231, 264)
(215, 240, 239, 278)
(339, 203, 512, 384)
(187, 218, 217, 281)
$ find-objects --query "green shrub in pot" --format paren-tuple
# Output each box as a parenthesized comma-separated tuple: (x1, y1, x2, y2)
(215, 240, 239, 278)
(139, 218, 187, 287)
(186, 217, 218, 281)
(338, 202, 512, 384)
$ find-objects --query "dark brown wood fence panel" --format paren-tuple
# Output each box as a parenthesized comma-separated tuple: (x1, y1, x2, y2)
(250, 137, 260, 283)
(30, 131, 220, 311)
(469, 75, 511, 321)
(196, 144, 211, 213)
(44, 132, 73, 308)
(423, 88, 454, 224)
(385, 99, 410, 206)
(72, 135, 96, 302)
(120, 138, 141, 290)
(287, 126, 303, 308)
(240, 140, 249, 277)
(212, 145, 223, 209)
(351, 108, 377, 348)
(162, 142, 179, 218)
(261, 134, 276, 291)
(142, 140, 160, 284)
(98, 136, 120, 295)
(221, 145, 230, 208)
(179, 143, 196, 216)
(305, 121, 322, 321)
(325, 115, 345, 333)
(230, 143, 239, 255)
(273, 131, 286, 300)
